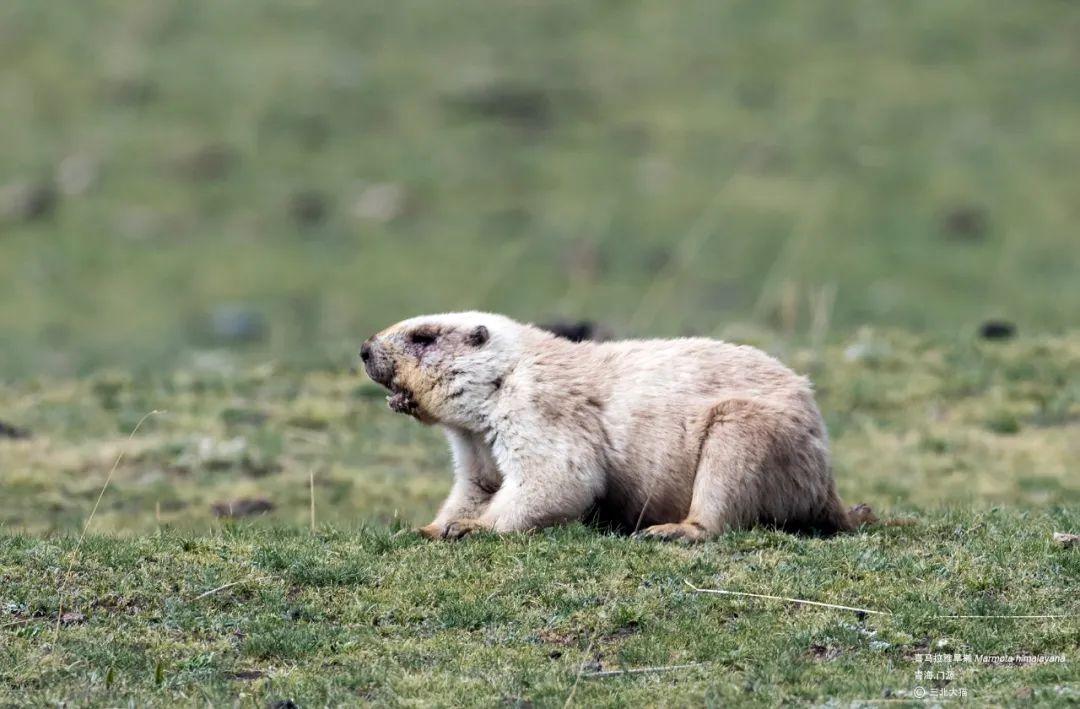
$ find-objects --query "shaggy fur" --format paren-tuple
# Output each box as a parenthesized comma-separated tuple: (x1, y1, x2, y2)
(360, 312, 865, 541)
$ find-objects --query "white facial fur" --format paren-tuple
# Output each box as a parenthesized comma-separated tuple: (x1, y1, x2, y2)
(363, 311, 525, 429)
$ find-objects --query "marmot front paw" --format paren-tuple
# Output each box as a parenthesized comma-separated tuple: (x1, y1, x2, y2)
(415, 519, 488, 540)
(633, 522, 708, 543)
(416, 523, 446, 540)
(442, 518, 487, 540)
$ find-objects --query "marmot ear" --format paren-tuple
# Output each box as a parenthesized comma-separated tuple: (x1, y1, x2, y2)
(467, 325, 489, 347)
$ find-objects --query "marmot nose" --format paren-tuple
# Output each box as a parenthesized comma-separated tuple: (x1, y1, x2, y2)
(359, 340, 373, 362)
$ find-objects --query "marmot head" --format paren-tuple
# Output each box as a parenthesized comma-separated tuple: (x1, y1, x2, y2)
(360, 312, 523, 428)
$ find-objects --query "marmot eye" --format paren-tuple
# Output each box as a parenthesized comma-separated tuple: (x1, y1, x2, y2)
(409, 330, 438, 346)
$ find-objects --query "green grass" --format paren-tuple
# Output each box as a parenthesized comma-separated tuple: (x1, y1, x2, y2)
(2, 332, 1078, 705)
(2, 0, 1080, 377)
(2, 515, 1077, 706)
(2, 518, 1080, 704)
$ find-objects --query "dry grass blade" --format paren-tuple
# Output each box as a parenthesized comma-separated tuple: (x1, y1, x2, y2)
(190, 579, 266, 602)
(932, 613, 1075, 619)
(584, 662, 707, 678)
(686, 581, 1075, 619)
(685, 580, 891, 615)
(563, 632, 596, 709)
(632, 485, 658, 534)
(53, 410, 163, 639)
(309, 469, 317, 533)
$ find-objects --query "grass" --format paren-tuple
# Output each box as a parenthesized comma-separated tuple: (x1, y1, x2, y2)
(2, 516, 1077, 706)
(2, 1, 1080, 377)
(2, 331, 1078, 705)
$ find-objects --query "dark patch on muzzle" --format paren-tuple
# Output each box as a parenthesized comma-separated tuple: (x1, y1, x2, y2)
(360, 338, 396, 389)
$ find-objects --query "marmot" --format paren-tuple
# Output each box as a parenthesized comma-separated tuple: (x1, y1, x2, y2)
(360, 312, 870, 541)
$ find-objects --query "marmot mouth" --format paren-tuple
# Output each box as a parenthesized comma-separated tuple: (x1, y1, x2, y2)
(386, 386, 418, 415)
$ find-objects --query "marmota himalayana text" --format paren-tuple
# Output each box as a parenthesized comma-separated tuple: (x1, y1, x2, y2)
(360, 312, 868, 541)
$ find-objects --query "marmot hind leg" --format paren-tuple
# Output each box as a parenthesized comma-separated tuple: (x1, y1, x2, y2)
(637, 397, 847, 541)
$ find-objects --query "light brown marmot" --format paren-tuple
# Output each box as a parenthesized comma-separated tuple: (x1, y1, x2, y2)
(360, 312, 871, 541)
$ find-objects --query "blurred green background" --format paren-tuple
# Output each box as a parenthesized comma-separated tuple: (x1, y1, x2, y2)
(2, 0, 1078, 378)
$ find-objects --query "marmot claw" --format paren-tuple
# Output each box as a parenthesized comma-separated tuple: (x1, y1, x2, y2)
(442, 519, 486, 540)
(633, 522, 708, 543)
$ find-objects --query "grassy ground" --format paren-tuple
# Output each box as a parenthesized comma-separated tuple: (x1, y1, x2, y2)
(2, 332, 1078, 705)
(2, 514, 1076, 707)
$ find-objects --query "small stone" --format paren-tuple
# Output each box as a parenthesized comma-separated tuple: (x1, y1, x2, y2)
(941, 205, 988, 241)
(101, 76, 158, 106)
(197, 436, 248, 466)
(1, 181, 57, 223)
(979, 319, 1016, 341)
(0, 420, 31, 439)
(115, 207, 168, 241)
(230, 669, 266, 681)
(59, 611, 86, 625)
(56, 154, 99, 196)
(208, 305, 267, 345)
(809, 643, 840, 661)
(843, 335, 891, 365)
(350, 183, 407, 223)
(289, 190, 329, 225)
(172, 143, 236, 181)
(446, 82, 554, 130)
(211, 497, 274, 518)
